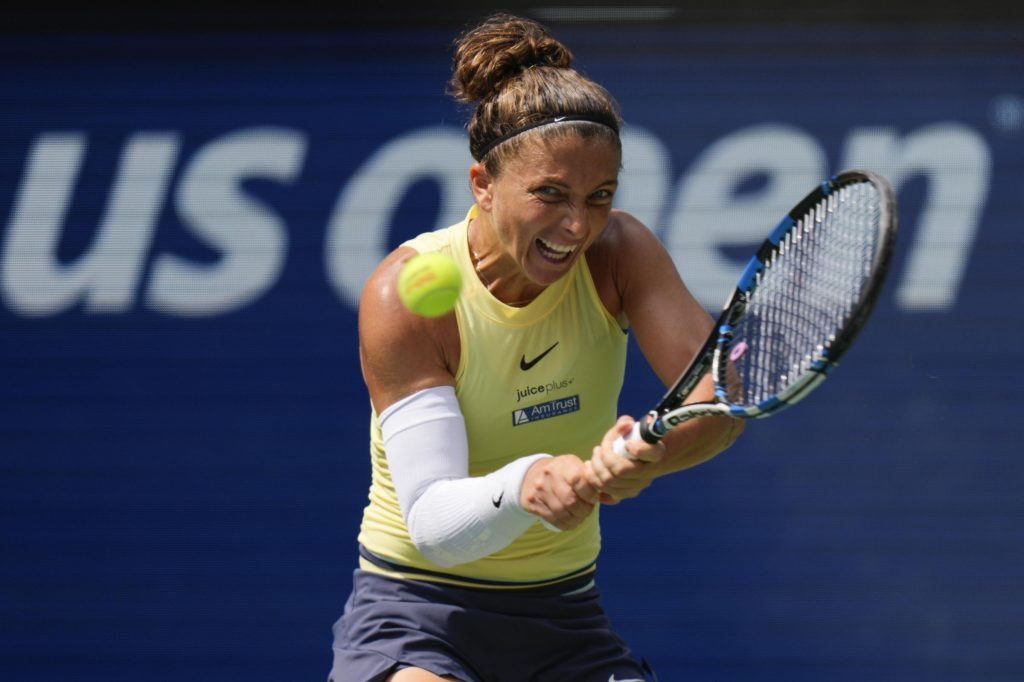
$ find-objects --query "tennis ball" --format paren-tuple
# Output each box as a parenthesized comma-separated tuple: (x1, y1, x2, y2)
(397, 251, 462, 317)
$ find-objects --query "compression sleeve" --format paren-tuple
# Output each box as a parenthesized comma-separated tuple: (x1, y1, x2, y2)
(379, 385, 552, 567)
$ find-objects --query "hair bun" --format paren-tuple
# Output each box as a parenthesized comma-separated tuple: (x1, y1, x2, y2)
(449, 13, 574, 104)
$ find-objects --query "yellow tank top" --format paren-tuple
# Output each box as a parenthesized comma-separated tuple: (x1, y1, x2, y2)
(357, 206, 628, 587)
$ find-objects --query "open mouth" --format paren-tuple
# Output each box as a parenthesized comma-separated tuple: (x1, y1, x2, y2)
(536, 237, 577, 262)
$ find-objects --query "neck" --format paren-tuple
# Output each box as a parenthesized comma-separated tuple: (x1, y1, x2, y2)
(467, 218, 539, 308)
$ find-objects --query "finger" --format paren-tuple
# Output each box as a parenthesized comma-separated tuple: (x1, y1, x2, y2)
(632, 439, 667, 464)
(548, 502, 591, 531)
(588, 445, 614, 487)
(616, 431, 666, 464)
(538, 471, 592, 528)
(554, 478, 595, 523)
(571, 467, 601, 505)
(612, 415, 635, 439)
(601, 416, 635, 457)
(531, 489, 578, 531)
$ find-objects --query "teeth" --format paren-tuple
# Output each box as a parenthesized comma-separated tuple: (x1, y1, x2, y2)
(538, 237, 577, 256)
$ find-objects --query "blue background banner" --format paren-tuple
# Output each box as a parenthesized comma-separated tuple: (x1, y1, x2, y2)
(2, 18, 1022, 681)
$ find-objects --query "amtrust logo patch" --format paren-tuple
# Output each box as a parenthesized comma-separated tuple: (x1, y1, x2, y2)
(512, 395, 580, 426)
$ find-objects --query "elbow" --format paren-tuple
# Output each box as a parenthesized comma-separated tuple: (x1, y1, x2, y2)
(703, 415, 745, 461)
(724, 417, 746, 449)
(405, 510, 461, 568)
(405, 502, 493, 568)
(407, 520, 485, 568)
(413, 545, 463, 568)
(408, 527, 459, 568)
(705, 417, 745, 460)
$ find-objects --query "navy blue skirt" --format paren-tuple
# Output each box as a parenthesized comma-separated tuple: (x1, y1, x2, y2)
(328, 568, 656, 682)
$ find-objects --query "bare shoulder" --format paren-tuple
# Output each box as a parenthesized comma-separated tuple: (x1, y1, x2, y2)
(359, 247, 459, 413)
(594, 209, 655, 245)
(589, 209, 668, 272)
(587, 209, 671, 319)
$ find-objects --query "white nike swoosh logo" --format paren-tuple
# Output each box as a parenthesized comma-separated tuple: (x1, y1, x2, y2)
(554, 116, 566, 122)
(608, 675, 644, 682)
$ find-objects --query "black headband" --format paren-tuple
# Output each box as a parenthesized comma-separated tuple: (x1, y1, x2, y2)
(474, 114, 620, 161)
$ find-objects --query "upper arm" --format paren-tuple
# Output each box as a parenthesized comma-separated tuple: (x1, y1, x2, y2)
(598, 211, 714, 389)
(359, 247, 459, 414)
(592, 212, 744, 470)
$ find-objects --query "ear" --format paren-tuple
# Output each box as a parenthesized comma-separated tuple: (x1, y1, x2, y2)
(469, 163, 495, 211)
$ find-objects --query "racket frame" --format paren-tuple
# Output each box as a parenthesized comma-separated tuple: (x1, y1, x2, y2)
(636, 169, 897, 444)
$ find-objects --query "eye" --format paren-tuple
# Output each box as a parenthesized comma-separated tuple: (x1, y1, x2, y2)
(590, 188, 615, 203)
(533, 186, 562, 201)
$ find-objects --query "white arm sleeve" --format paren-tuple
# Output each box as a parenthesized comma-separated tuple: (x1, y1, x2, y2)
(379, 385, 552, 568)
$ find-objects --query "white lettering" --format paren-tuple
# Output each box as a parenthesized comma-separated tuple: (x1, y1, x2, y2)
(665, 124, 826, 307)
(2, 122, 994, 319)
(617, 125, 672, 231)
(146, 127, 305, 316)
(2, 132, 178, 316)
(841, 123, 991, 310)
(324, 126, 472, 310)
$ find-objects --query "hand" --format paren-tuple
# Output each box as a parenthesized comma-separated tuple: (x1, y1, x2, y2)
(519, 455, 601, 531)
(586, 416, 666, 504)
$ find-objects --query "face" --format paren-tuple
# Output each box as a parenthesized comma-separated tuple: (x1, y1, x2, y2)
(470, 133, 621, 291)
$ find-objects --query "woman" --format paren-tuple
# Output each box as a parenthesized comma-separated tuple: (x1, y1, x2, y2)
(329, 12, 743, 682)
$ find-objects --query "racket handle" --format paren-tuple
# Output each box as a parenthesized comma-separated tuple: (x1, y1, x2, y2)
(612, 421, 643, 459)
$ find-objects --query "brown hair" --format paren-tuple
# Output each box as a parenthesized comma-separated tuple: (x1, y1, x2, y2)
(448, 13, 622, 169)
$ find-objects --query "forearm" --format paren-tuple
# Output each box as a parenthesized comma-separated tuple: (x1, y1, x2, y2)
(586, 414, 743, 505)
(405, 454, 551, 567)
(653, 415, 744, 476)
(381, 385, 551, 567)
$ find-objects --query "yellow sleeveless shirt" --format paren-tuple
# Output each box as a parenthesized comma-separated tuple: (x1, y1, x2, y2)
(357, 206, 628, 588)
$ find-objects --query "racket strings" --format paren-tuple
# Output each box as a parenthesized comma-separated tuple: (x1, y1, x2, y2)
(728, 182, 882, 407)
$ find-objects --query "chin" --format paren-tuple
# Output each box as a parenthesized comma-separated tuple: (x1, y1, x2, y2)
(530, 257, 575, 285)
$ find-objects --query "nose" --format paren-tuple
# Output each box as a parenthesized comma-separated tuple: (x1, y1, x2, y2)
(561, 201, 587, 237)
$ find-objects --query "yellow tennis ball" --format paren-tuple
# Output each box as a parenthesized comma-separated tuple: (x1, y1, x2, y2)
(397, 251, 462, 317)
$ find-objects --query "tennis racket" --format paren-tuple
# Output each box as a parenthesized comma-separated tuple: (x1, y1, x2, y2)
(614, 169, 898, 457)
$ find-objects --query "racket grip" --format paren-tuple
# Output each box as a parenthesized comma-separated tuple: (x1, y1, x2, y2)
(612, 421, 643, 459)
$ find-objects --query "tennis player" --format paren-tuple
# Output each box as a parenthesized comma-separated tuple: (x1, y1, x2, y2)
(328, 12, 744, 682)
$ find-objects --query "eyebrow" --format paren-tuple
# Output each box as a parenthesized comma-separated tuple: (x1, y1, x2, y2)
(534, 177, 619, 190)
